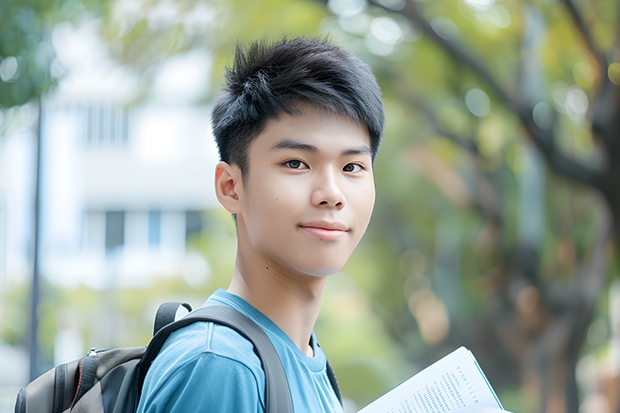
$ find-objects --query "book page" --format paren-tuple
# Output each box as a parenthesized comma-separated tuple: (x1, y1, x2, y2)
(358, 347, 503, 413)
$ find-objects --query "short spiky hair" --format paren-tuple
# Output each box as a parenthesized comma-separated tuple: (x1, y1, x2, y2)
(211, 36, 385, 176)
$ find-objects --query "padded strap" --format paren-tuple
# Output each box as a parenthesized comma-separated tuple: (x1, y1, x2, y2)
(71, 355, 97, 407)
(52, 364, 66, 413)
(153, 302, 193, 336)
(326, 359, 342, 406)
(139, 306, 294, 413)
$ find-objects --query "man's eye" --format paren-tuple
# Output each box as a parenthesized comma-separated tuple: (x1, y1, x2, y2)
(343, 163, 362, 173)
(285, 160, 304, 169)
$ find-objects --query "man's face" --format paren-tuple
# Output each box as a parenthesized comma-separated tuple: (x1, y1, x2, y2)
(235, 107, 376, 278)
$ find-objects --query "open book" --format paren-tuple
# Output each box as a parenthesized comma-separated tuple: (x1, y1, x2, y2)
(358, 347, 503, 413)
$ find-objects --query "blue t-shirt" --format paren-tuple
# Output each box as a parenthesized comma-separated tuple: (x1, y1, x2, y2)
(137, 289, 343, 413)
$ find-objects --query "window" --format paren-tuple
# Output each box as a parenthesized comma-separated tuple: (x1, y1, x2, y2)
(185, 210, 204, 240)
(148, 210, 161, 248)
(82, 105, 130, 148)
(105, 211, 125, 252)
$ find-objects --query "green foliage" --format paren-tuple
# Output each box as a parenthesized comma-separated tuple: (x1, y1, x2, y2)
(0, 0, 104, 108)
(0, 1, 54, 107)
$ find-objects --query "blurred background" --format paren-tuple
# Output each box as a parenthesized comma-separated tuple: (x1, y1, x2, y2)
(1, 0, 619, 412)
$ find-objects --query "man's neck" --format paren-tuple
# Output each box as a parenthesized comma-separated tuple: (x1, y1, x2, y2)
(227, 255, 326, 356)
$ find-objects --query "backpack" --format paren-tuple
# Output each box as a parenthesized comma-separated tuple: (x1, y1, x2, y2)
(14, 303, 342, 413)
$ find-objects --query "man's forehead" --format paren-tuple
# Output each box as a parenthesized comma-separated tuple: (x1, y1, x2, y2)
(261, 108, 368, 137)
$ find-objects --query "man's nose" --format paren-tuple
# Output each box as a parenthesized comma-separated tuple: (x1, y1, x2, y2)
(311, 169, 345, 209)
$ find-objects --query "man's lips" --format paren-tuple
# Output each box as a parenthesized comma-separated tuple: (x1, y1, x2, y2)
(300, 221, 348, 241)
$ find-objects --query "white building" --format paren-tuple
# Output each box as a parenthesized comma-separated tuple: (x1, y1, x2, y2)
(0, 19, 219, 293)
(39, 100, 218, 291)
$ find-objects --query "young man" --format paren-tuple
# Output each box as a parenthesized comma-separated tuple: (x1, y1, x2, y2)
(136, 37, 384, 412)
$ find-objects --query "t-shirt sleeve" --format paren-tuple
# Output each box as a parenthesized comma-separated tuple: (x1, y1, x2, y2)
(139, 351, 264, 413)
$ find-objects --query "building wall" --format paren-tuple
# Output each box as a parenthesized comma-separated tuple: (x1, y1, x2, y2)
(0, 101, 219, 291)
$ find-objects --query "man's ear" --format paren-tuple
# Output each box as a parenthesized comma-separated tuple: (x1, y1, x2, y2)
(214, 161, 243, 214)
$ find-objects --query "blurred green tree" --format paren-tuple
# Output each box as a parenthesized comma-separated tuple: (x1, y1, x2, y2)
(0, 1, 53, 108)
(311, 0, 619, 412)
(0, 0, 104, 109)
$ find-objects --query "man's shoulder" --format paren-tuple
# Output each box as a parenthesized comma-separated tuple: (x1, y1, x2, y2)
(156, 320, 263, 374)
(138, 321, 266, 413)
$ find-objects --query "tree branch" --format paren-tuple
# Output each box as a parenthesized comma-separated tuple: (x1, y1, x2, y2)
(374, 65, 480, 155)
(560, 0, 618, 159)
(580, 2, 620, 154)
(560, 0, 607, 73)
(405, 97, 480, 156)
(517, 110, 605, 190)
(389, 0, 517, 109)
(375, 0, 606, 189)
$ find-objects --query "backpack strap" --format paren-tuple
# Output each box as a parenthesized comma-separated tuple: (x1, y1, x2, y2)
(326, 359, 343, 406)
(153, 302, 192, 336)
(71, 354, 98, 408)
(138, 305, 294, 413)
(52, 363, 67, 413)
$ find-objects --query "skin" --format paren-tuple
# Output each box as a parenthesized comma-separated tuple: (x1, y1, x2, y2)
(215, 106, 375, 355)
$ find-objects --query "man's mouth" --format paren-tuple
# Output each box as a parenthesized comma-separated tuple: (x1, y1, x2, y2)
(300, 221, 348, 241)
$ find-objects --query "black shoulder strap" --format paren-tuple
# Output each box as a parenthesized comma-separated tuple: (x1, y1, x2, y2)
(138, 305, 294, 413)
(326, 359, 342, 405)
(153, 302, 192, 336)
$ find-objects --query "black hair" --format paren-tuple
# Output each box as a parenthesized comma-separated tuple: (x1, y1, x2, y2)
(211, 36, 385, 178)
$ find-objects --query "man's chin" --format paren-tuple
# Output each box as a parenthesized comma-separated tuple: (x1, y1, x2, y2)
(299, 264, 346, 278)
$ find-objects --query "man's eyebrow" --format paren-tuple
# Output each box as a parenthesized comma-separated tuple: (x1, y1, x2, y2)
(270, 139, 318, 153)
(341, 146, 372, 157)
(270, 139, 371, 157)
